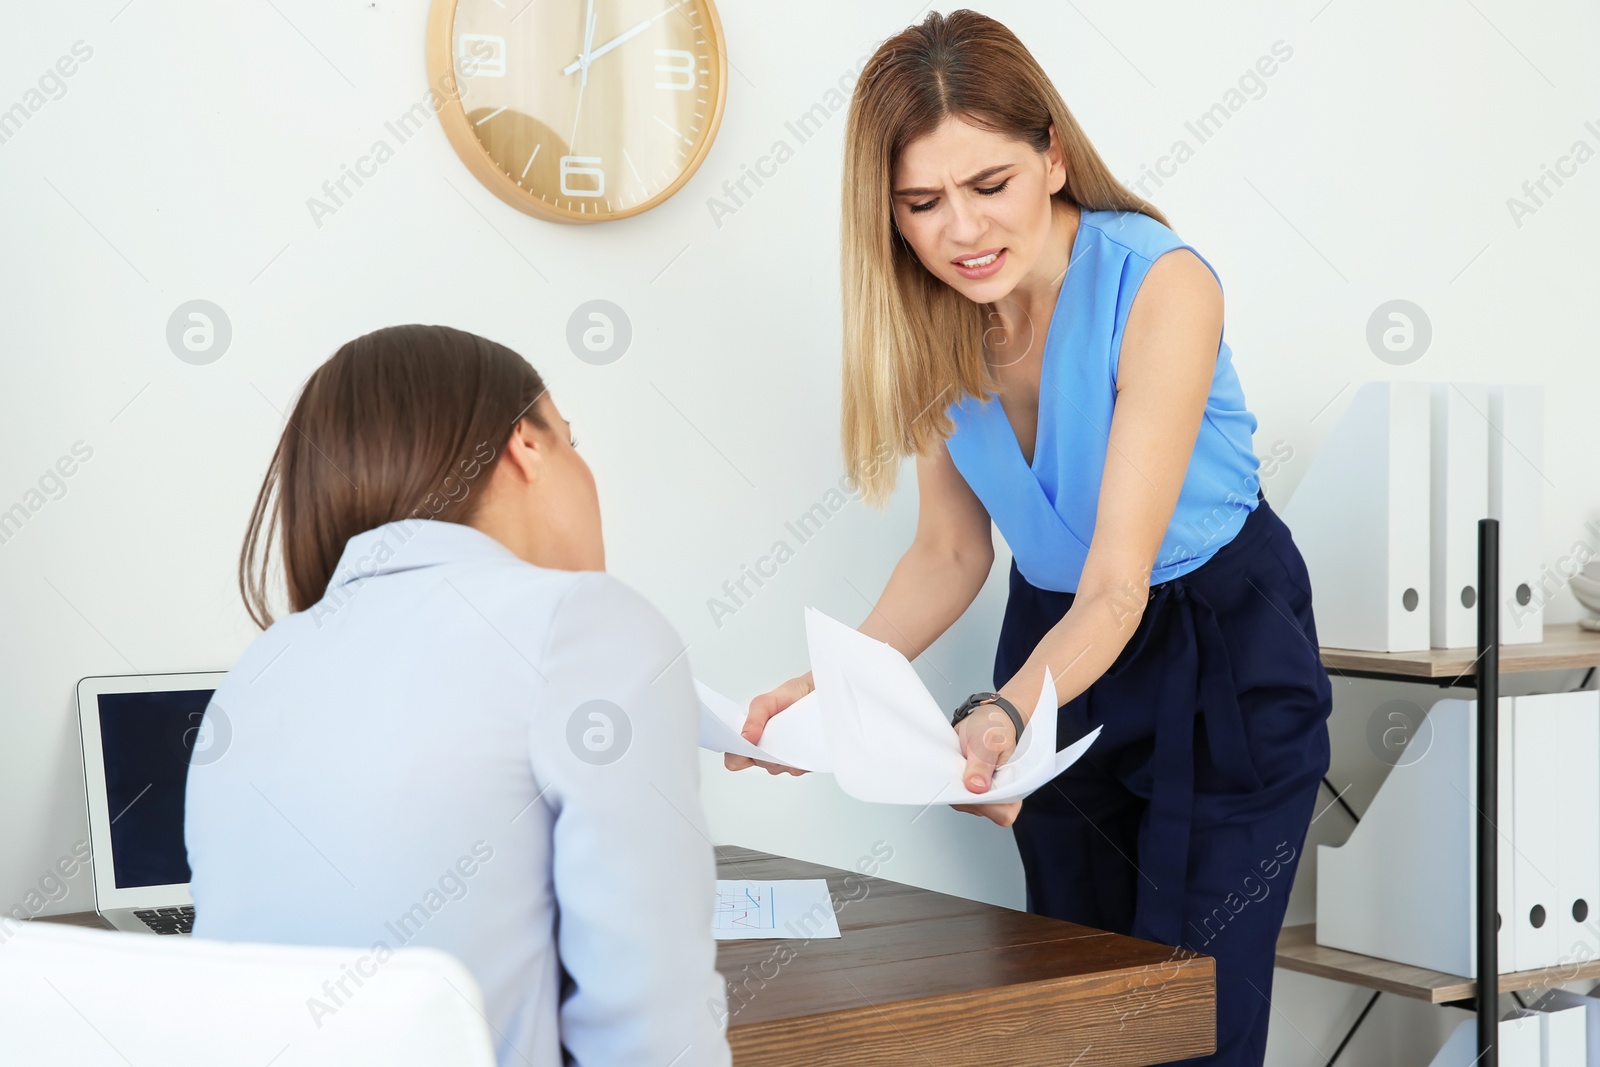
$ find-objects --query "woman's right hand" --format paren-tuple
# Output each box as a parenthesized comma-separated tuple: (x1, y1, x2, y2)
(723, 672, 814, 776)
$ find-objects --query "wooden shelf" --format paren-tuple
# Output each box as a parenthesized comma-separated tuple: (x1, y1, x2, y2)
(1319, 622, 1600, 680)
(1276, 924, 1600, 1003)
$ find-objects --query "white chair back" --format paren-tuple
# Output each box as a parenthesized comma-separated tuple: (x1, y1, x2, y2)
(0, 920, 497, 1065)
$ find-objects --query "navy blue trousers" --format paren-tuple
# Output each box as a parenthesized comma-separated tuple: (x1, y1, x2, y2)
(996, 495, 1332, 1066)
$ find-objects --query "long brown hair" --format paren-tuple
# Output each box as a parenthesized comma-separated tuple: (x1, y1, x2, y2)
(841, 9, 1169, 504)
(239, 324, 548, 629)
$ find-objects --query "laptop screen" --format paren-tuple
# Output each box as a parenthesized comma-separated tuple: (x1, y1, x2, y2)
(96, 689, 213, 889)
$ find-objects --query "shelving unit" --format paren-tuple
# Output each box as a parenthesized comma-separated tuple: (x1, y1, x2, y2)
(1281, 520, 1600, 1066)
(1276, 924, 1600, 1005)
(1318, 622, 1600, 682)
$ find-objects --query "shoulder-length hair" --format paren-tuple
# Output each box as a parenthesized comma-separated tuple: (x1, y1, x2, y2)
(239, 324, 547, 629)
(841, 9, 1169, 504)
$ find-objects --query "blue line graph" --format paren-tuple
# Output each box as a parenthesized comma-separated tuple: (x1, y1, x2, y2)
(713, 882, 776, 931)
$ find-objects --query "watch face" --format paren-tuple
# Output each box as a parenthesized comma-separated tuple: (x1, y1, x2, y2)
(446, 0, 726, 221)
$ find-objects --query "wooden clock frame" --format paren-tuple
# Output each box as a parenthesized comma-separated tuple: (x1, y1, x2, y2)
(424, 0, 729, 224)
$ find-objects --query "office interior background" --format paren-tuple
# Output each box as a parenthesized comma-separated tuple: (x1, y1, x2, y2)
(4, 1, 1599, 1062)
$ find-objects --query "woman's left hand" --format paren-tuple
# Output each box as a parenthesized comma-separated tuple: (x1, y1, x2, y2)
(951, 798, 1022, 826)
(949, 706, 1023, 827)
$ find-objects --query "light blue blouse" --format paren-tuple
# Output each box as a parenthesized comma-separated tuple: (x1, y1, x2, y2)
(945, 207, 1262, 593)
(184, 518, 731, 1067)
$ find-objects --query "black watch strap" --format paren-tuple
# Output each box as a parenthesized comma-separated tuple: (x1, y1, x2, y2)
(950, 692, 1025, 743)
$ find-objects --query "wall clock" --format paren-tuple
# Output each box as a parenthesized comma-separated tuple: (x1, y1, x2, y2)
(426, 0, 728, 224)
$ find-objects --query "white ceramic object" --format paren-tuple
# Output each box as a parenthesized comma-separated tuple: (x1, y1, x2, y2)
(1570, 564, 1600, 618)
(1572, 564, 1600, 630)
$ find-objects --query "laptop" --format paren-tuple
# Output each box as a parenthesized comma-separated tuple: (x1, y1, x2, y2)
(76, 672, 227, 934)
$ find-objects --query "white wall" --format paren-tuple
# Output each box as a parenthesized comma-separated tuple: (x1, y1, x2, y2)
(4, 1, 1598, 1062)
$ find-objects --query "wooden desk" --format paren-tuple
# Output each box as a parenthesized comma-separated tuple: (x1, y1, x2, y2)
(37, 848, 1218, 1065)
(715, 845, 1215, 1066)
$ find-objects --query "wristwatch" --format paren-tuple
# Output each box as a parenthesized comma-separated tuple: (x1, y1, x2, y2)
(950, 692, 1024, 743)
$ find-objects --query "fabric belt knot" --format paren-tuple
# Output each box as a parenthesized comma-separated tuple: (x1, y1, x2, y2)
(1107, 574, 1262, 948)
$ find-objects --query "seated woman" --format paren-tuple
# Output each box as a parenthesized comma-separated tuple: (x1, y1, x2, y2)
(184, 324, 731, 1067)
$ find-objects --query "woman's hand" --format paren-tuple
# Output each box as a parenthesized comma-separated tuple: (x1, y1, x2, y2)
(723, 673, 814, 776)
(951, 798, 1022, 827)
(949, 705, 1023, 827)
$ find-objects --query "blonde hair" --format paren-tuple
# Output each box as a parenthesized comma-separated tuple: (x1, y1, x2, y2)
(841, 9, 1169, 505)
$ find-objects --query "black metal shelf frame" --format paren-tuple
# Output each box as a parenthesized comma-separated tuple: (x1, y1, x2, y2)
(1322, 518, 1502, 1067)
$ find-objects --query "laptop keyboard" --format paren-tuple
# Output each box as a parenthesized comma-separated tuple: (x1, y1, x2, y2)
(133, 906, 193, 935)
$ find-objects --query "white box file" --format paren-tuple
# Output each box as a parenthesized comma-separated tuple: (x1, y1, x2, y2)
(1281, 381, 1432, 652)
(1534, 1001, 1587, 1067)
(1318, 692, 1600, 977)
(1430, 383, 1488, 649)
(1532, 989, 1600, 1066)
(1427, 1014, 1541, 1067)
(1317, 698, 1512, 975)
(1509, 691, 1600, 973)
(1488, 384, 1546, 645)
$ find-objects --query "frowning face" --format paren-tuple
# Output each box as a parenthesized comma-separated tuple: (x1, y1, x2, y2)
(890, 115, 1067, 304)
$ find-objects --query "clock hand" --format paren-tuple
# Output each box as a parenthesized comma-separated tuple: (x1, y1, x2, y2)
(561, 0, 686, 76)
(578, 1, 598, 88)
(568, 1, 597, 149)
(562, 19, 646, 75)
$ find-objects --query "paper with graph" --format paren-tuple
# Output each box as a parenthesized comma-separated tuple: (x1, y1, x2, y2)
(696, 607, 1102, 805)
(711, 878, 840, 940)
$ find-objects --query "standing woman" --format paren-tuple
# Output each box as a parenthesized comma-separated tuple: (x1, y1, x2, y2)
(731, 11, 1332, 1065)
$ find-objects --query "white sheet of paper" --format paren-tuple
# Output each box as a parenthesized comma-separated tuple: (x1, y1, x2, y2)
(712, 878, 841, 940)
(696, 608, 1103, 804)
(803, 607, 1103, 805)
(696, 683, 831, 772)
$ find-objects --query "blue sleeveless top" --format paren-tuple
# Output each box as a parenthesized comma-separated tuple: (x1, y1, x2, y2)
(944, 207, 1260, 594)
